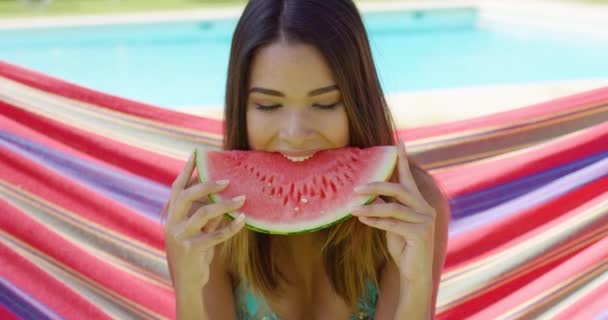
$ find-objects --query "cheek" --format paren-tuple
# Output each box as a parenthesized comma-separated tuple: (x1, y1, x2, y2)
(322, 108, 350, 146)
(246, 110, 274, 150)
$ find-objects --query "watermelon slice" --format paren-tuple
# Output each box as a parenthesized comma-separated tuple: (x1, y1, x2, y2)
(195, 146, 397, 234)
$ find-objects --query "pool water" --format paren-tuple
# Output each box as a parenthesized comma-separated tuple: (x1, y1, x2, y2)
(1, 7, 607, 108)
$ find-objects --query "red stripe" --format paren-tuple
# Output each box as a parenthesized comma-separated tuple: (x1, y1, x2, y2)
(0, 101, 183, 186)
(438, 244, 585, 319)
(438, 187, 608, 318)
(398, 86, 608, 140)
(445, 176, 608, 270)
(468, 234, 608, 319)
(438, 214, 607, 318)
(0, 201, 111, 320)
(434, 120, 608, 196)
(0, 144, 164, 250)
(0, 198, 174, 319)
(0, 60, 223, 135)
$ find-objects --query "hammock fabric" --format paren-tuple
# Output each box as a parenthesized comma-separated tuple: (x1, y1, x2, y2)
(0, 60, 606, 320)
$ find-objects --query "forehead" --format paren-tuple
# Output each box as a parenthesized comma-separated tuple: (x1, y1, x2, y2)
(249, 42, 337, 94)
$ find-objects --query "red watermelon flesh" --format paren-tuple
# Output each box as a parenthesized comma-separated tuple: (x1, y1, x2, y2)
(195, 146, 397, 234)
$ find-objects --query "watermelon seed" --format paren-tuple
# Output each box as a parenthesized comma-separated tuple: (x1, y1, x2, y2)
(329, 181, 338, 193)
(301, 198, 308, 203)
(267, 183, 272, 187)
(343, 173, 353, 183)
(335, 175, 343, 185)
(322, 177, 328, 188)
(294, 207, 300, 212)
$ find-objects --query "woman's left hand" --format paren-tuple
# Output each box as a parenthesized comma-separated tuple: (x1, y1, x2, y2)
(352, 140, 436, 281)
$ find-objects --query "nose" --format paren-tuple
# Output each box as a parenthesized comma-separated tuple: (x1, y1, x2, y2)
(279, 109, 314, 146)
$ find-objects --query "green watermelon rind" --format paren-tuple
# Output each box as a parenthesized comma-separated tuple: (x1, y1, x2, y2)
(217, 195, 378, 235)
(194, 147, 396, 235)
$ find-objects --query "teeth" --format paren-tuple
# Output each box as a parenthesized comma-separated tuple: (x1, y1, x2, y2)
(282, 154, 313, 162)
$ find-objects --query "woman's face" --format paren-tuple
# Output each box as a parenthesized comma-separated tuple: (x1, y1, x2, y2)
(246, 42, 349, 160)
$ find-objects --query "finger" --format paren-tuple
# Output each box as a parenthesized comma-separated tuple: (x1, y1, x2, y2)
(358, 216, 411, 234)
(169, 180, 230, 225)
(177, 196, 246, 240)
(181, 180, 230, 204)
(397, 140, 422, 198)
(169, 151, 197, 204)
(201, 215, 223, 233)
(359, 217, 432, 244)
(351, 203, 429, 223)
(355, 182, 428, 213)
(206, 213, 247, 245)
(186, 213, 246, 250)
(185, 175, 199, 188)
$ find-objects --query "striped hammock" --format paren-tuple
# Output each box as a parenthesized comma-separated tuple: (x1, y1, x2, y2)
(0, 60, 606, 320)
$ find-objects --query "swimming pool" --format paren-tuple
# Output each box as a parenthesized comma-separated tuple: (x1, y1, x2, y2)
(1, 6, 608, 109)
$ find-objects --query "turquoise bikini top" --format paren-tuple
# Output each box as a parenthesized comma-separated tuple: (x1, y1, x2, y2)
(234, 280, 378, 320)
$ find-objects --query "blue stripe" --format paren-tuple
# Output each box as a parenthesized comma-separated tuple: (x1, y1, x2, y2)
(448, 155, 608, 237)
(450, 150, 608, 220)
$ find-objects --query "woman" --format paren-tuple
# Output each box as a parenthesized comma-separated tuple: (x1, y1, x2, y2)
(162, 0, 450, 319)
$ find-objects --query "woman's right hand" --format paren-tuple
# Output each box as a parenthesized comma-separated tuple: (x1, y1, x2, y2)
(161, 151, 246, 288)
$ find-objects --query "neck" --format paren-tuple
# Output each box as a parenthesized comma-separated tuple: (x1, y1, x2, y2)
(274, 231, 327, 287)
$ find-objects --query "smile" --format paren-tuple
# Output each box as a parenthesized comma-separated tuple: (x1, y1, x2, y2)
(281, 154, 314, 162)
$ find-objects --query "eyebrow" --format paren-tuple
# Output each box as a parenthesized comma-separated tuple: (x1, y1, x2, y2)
(248, 85, 339, 97)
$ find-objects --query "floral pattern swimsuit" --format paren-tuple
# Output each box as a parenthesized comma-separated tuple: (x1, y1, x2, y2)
(234, 280, 378, 320)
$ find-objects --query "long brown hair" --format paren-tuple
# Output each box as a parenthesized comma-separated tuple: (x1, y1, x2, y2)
(221, 0, 398, 308)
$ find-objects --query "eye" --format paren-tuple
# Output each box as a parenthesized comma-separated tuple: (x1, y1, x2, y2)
(313, 103, 339, 110)
(255, 104, 281, 111)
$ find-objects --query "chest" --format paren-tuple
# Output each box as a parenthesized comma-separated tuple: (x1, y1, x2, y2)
(267, 286, 353, 320)
(234, 279, 376, 320)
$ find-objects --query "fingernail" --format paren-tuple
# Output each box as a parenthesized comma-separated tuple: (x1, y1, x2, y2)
(232, 195, 246, 202)
(216, 179, 229, 186)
